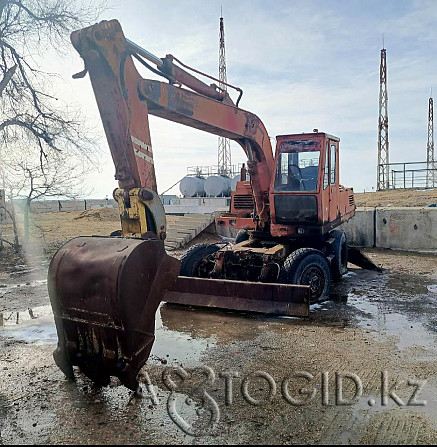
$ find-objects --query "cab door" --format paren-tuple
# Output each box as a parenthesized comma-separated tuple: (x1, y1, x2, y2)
(328, 140, 340, 223)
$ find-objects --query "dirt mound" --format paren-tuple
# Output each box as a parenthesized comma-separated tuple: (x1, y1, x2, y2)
(355, 189, 437, 207)
(73, 207, 119, 221)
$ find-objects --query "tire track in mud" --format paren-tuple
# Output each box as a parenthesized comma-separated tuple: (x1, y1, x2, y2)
(360, 410, 437, 444)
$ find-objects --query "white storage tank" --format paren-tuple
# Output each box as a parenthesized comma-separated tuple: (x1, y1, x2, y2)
(204, 175, 231, 197)
(179, 176, 205, 197)
(231, 175, 241, 191)
(231, 173, 251, 191)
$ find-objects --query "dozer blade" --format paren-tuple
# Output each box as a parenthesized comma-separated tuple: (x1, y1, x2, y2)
(48, 236, 180, 391)
(164, 276, 310, 317)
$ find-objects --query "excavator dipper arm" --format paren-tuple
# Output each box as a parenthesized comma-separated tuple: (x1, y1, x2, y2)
(71, 19, 274, 229)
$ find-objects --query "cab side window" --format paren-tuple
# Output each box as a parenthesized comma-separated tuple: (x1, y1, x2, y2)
(330, 143, 336, 185)
(323, 142, 329, 189)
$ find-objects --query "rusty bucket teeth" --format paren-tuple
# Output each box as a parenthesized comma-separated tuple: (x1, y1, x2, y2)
(48, 236, 180, 391)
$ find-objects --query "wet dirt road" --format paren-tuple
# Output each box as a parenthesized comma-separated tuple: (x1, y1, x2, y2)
(0, 249, 437, 444)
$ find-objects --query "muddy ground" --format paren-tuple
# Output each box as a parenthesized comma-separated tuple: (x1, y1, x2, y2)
(0, 208, 437, 444)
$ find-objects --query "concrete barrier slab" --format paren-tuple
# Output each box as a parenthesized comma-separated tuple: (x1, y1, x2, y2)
(376, 207, 437, 250)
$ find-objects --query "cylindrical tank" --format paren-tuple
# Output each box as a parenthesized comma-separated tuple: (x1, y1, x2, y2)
(204, 175, 231, 197)
(231, 175, 240, 191)
(179, 176, 205, 197)
(231, 173, 251, 191)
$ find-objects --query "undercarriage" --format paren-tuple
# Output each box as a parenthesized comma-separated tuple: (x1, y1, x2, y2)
(180, 230, 380, 303)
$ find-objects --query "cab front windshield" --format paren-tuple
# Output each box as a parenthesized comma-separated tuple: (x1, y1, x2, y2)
(274, 142, 320, 192)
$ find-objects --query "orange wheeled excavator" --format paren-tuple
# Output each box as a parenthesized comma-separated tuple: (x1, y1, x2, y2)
(48, 20, 362, 392)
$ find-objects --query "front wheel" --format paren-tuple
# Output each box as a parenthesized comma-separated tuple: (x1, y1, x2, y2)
(279, 248, 331, 302)
(180, 243, 220, 277)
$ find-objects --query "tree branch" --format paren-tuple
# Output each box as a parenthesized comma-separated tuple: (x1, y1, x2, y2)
(0, 63, 15, 96)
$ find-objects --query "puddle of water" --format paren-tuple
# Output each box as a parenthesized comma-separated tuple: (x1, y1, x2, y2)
(0, 304, 53, 327)
(151, 304, 216, 364)
(4, 324, 58, 346)
(428, 285, 437, 294)
(347, 292, 437, 352)
(0, 302, 216, 364)
(0, 304, 56, 346)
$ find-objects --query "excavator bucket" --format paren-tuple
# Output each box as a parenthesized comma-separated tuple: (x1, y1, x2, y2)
(48, 236, 180, 392)
(164, 276, 311, 317)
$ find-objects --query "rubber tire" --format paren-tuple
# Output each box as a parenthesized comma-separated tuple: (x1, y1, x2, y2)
(329, 230, 348, 282)
(235, 229, 249, 244)
(180, 243, 220, 277)
(279, 248, 331, 302)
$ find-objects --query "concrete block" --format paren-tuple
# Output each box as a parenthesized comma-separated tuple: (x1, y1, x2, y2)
(376, 207, 437, 250)
(165, 241, 181, 250)
(174, 229, 197, 238)
(169, 224, 201, 234)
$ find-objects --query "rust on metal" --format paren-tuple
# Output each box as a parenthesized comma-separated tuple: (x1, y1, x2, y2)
(48, 236, 180, 391)
(164, 276, 310, 317)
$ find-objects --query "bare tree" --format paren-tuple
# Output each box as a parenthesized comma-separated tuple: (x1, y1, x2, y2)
(0, 189, 20, 251)
(4, 152, 89, 243)
(0, 0, 105, 164)
(0, 0, 105, 251)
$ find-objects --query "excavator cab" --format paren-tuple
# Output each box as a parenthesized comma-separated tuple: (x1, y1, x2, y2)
(269, 133, 355, 238)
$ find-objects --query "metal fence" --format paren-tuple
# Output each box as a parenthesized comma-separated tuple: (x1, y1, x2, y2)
(378, 162, 437, 190)
(186, 163, 246, 177)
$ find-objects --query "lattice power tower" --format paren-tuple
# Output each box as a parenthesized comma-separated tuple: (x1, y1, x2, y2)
(377, 47, 390, 190)
(217, 13, 232, 176)
(426, 95, 436, 188)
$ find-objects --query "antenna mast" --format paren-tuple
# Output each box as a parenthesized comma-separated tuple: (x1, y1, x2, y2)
(218, 11, 232, 176)
(426, 94, 435, 188)
(377, 45, 390, 190)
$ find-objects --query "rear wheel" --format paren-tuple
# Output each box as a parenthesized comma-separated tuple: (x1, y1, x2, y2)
(279, 248, 330, 302)
(180, 243, 220, 277)
(329, 230, 348, 282)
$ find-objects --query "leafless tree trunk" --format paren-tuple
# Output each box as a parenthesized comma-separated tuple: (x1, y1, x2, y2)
(4, 152, 89, 245)
(0, 0, 105, 250)
(0, 195, 20, 251)
(0, 0, 105, 174)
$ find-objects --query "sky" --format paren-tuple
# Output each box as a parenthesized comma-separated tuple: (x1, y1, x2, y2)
(44, 0, 437, 197)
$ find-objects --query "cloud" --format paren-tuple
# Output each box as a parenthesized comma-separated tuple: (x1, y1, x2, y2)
(34, 0, 437, 196)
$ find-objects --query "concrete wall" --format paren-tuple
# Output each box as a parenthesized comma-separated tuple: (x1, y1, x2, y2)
(165, 197, 230, 215)
(340, 207, 437, 250)
(27, 199, 117, 213)
(375, 207, 437, 250)
(339, 208, 375, 248)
